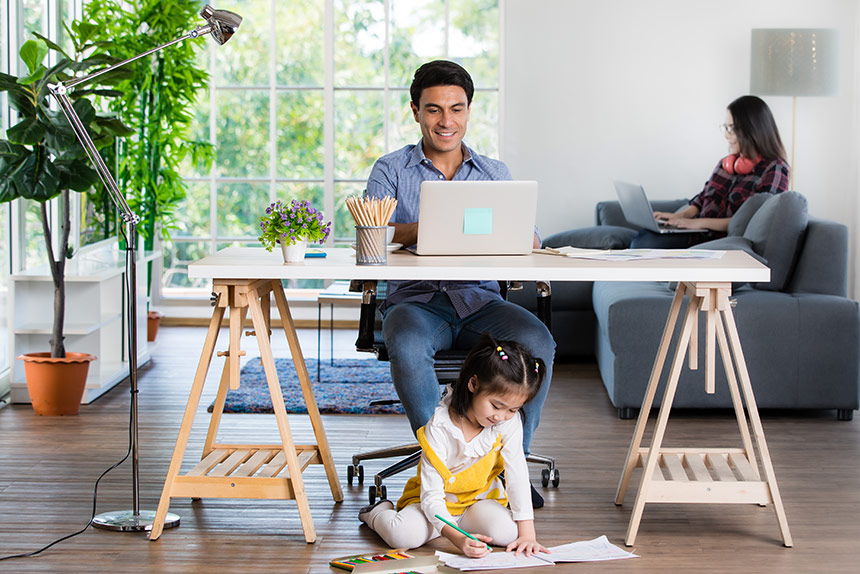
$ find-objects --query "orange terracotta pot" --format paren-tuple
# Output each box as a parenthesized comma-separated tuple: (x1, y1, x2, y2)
(18, 352, 96, 416)
(147, 311, 164, 342)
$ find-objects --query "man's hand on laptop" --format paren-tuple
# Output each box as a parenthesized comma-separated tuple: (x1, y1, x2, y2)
(392, 221, 419, 247)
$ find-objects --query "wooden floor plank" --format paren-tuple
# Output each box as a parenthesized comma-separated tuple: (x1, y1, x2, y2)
(0, 325, 858, 572)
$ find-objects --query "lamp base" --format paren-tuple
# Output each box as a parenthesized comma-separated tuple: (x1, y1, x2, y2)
(92, 509, 180, 532)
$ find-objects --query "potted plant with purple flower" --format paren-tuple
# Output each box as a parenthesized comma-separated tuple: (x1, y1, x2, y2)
(259, 199, 331, 262)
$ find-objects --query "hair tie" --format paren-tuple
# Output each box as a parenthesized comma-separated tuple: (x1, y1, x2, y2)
(496, 345, 508, 360)
(535, 361, 540, 373)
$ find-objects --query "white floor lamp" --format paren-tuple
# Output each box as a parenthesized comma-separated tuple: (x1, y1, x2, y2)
(47, 5, 242, 533)
(750, 28, 839, 187)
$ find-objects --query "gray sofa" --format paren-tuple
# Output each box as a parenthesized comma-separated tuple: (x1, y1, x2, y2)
(510, 192, 860, 420)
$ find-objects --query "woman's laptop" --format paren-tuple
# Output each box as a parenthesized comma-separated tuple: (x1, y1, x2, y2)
(413, 180, 538, 255)
(613, 180, 707, 235)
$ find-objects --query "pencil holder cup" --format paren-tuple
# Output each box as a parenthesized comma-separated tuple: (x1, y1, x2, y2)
(355, 225, 387, 265)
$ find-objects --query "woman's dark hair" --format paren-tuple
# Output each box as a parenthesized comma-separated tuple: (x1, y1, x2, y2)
(728, 95, 787, 162)
(449, 333, 545, 422)
(410, 60, 475, 108)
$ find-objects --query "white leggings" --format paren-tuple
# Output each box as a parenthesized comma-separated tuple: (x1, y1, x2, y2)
(366, 500, 519, 550)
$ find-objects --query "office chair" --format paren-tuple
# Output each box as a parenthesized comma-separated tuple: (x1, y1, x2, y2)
(347, 279, 559, 504)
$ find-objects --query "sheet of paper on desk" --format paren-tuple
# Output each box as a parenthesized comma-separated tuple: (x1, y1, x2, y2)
(436, 535, 638, 570)
(538, 247, 725, 261)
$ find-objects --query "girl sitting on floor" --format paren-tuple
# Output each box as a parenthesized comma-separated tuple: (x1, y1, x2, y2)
(359, 333, 549, 558)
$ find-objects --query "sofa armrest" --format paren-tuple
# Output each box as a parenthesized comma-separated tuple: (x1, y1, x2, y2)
(788, 217, 849, 296)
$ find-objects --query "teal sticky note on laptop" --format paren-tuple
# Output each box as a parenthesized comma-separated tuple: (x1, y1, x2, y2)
(463, 207, 493, 235)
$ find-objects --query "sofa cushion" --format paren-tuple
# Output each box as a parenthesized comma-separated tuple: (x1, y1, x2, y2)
(742, 191, 808, 291)
(695, 235, 766, 291)
(727, 193, 772, 236)
(543, 225, 636, 250)
(696, 235, 765, 264)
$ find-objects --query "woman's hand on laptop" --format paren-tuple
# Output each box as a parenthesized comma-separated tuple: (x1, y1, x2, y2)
(653, 210, 684, 225)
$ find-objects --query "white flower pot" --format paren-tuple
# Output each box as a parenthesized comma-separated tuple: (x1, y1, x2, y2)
(280, 239, 308, 263)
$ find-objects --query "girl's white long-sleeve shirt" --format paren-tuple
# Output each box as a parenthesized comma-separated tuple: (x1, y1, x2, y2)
(419, 390, 533, 533)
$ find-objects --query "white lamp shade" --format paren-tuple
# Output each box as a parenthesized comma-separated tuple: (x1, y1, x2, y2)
(750, 28, 839, 96)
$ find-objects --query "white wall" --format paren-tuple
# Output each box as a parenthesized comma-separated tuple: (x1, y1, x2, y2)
(503, 0, 860, 295)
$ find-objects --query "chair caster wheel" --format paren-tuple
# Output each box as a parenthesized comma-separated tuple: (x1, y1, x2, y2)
(541, 468, 560, 488)
(347, 464, 365, 486)
(368, 484, 388, 504)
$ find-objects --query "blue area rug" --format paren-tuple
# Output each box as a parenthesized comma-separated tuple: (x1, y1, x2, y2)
(207, 358, 404, 415)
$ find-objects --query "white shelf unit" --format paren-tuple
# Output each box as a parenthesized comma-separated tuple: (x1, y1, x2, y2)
(10, 244, 159, 404)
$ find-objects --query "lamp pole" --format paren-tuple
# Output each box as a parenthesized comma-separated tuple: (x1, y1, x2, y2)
(47, 4, 241, 532)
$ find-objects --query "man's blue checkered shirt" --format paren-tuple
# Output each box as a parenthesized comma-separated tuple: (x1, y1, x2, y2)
(365, 140, 512, 318)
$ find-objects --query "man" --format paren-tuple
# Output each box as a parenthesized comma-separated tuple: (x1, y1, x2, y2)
(365, 60, 555, 506)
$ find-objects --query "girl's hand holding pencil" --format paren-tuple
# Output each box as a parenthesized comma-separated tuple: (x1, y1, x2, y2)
(435, 513, 493, 558)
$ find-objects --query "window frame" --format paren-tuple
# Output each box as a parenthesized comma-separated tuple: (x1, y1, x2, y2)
(154, 0, 504, 305)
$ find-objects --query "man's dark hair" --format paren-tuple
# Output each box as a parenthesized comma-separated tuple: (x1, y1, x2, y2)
(728, 95, 787, 162)
(410, 60, 475, 108)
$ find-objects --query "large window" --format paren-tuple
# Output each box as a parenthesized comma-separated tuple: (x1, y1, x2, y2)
(161, 0, 501, 297)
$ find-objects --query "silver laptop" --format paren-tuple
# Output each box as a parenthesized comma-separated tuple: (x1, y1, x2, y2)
(413, 180, 538, 255)
(613, 180, 707, 235)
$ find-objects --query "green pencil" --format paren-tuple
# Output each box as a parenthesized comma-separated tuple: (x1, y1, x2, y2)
(435, 514, 492, 551)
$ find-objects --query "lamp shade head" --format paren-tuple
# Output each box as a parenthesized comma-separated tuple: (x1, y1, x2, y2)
(200, 5, 243, 45)
(750, 28, 839, 96)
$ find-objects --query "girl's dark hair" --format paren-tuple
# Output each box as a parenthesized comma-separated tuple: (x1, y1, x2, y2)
(449, 333, 545, 422)
(728, 95, 787, 162)
(410, 60, 475, 109)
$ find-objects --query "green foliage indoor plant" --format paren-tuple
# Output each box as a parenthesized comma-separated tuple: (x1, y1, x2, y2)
(84, 0, 214, 287)
(0, 27, 132, 359)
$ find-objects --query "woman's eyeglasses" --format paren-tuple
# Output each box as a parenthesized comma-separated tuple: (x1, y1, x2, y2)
(720, 123, 735, 136)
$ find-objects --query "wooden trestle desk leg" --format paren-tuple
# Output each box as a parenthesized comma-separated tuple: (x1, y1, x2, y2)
(614, 281, 792, 548)
(150, 278, 342, 542)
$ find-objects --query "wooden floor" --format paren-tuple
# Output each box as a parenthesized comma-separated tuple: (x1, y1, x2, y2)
(1, 325, 858, 573)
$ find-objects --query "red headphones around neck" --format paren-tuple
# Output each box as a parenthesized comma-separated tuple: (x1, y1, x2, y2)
(722, 154, 760, 175)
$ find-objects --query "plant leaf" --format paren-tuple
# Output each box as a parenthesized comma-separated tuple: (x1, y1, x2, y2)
(72, 97, 97, 125)
(57, 159, 100, 192)
(16, 153, 61, 201)
(72, 21, 98, 46)
(7, 117, 46, 145)
(95, 117, 136, 137)
(20, 39, 49, 74)
(31, 32, 72, 61)
(6, 89, 36, 117)
(17, 64, 47, 85)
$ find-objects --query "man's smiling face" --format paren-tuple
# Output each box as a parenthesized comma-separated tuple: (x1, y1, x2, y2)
(411, 84, 471, 159)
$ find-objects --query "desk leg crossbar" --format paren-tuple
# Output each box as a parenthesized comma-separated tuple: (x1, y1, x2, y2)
(150, 279, 343, 542)
(615, 281, 792, 547)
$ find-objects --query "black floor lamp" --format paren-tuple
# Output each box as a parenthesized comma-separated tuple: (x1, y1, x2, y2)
(47, 4, 242, 532)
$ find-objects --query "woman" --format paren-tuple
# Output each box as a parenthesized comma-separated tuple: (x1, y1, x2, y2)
(631, 95, 790, 248)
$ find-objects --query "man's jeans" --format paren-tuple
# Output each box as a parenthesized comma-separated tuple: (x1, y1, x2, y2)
(382, 293, 556, 453)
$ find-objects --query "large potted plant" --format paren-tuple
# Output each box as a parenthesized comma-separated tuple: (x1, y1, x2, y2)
(84, 0, 214, 335)
(0, 25, 132, 414)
